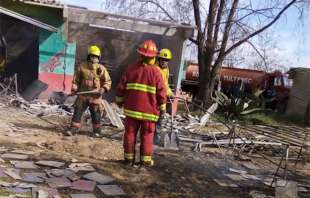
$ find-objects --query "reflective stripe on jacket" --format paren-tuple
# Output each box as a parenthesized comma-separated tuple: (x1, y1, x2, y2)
(116, 62, 167, 122)
(72, 62, 111, 104)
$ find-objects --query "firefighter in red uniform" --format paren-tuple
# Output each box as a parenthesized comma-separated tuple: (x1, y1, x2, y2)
(116, 40, 167, 167)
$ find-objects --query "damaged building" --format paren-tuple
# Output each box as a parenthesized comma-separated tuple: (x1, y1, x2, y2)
(0, 0, 195, 106)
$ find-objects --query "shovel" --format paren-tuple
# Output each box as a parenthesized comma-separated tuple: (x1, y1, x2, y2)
(163, 97, 179, 149)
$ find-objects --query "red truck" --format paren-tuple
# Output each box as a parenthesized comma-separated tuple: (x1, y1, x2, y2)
(181, 63, 291, 111)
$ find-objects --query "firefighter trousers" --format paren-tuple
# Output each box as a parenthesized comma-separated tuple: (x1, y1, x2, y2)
(71, 99, 102, 130)
(123, 117, 155, 163)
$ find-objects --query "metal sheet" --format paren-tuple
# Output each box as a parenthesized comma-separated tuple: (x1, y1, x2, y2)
(0, 6, 58, 32)
(101, 99, 124, 129)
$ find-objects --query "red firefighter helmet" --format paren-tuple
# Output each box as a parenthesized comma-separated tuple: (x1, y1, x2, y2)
(137, 40, 158, 57)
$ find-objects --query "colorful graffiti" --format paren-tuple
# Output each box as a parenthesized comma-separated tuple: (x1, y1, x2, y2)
(40, 51, 64, 72)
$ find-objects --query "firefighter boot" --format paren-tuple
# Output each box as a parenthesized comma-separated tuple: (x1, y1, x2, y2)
(123, 153, 134, 166)
(140, 156, 154, 167)
(93, 126, 103, 138)
(66, 127, 79, 136)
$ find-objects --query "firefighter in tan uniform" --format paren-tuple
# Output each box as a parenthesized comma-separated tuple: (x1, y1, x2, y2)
(68, 45, 111, 136)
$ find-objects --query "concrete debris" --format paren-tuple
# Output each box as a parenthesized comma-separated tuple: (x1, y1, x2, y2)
(0, 147, 9, 152)
(4, 168, 22, 180)
(0, 180, 12, 187)
(22, 172, 46, 183)
(10, 150, 35, 155)
(31, 187, 59, 198)
(70, 180, 96, 192)
(82, 172, 115, 184)
(37, 189, 49, 198)
(46, 177, 72, 188)
(0, 168, 8, 177)
(68, 163, 95, 172)
(36, 161, 65, 168)
(70, 194, 97, 198)
(1, 153, 29, 160)
(11, 161, 39, 169)
(6, 187, 31, 194)
(45, 169, 75, 178)
(97, 185, 127, 196)
(67, 173, 80, 182)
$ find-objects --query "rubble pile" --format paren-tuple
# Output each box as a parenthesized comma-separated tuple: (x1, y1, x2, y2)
(0, 147, 126, 197)
(0, 91, 124, 130)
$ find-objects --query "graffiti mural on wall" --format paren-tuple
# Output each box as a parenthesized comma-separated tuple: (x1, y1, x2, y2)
(39, 51, 64, 72)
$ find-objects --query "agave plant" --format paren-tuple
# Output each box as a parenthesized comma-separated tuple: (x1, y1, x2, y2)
(212, 89, 263, 121)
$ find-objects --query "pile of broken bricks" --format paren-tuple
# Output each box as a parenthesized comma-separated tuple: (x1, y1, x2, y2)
(0, 147, 126, 198)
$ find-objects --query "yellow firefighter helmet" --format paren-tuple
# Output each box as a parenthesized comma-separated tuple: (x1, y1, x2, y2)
(159, 48, 172, 60)
(88, 45, 101, 57)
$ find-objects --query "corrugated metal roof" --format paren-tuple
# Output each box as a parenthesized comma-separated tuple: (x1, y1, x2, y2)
(10, 0, 63, 7)
(0, 6, 58, 31)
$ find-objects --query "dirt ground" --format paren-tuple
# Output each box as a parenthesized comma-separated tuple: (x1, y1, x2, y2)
(0, 105, 309, 198)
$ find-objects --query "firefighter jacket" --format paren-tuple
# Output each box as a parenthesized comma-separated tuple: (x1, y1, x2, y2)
(116, 62, 167, 122)
(156, 65, 173, 97)
(72, 62, 111, 104)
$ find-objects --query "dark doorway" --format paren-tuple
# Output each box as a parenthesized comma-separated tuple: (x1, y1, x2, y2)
(0, 14, 39, 92)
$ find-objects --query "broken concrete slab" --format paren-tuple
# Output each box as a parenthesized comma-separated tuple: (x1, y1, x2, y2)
(1, 153, 29, 160)
(70, 194, 97, 198)
(82, 172, 114, 184)
(0, 147, 8, 153)
(11, 161, 39, 169)
(6, 187, 31, 194)
(213, 179, 238, 187)
(22, 172, 46, 183)
(0, 157, 4, 163)
(0, 168, 8, 177)
(70, 180, 96, 192)
(4, 168, 22, 180)
(67, 173, 80, 182)
(10, 150, 35, 155)
(35, 161, 65, 168)
(97, 185, 127, 196)
(45, 169, 75, 178)
(46, 177, 72, 188)
(31, 187, 59, 198)
(68, 163, 95, 172)
(15, 182, 37, 188)
(0, 180, 12, 187)
(37, 189, 49, 198)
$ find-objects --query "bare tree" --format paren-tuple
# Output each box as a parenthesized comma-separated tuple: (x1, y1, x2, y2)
(100, 0, 307, 106)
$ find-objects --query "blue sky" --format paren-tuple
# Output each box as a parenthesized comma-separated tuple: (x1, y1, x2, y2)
(61, 0, 310, 68)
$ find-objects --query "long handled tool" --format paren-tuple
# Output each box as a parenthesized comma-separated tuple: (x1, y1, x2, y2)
(163, 97, 179, 149)
(49, 90, 101, 105)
